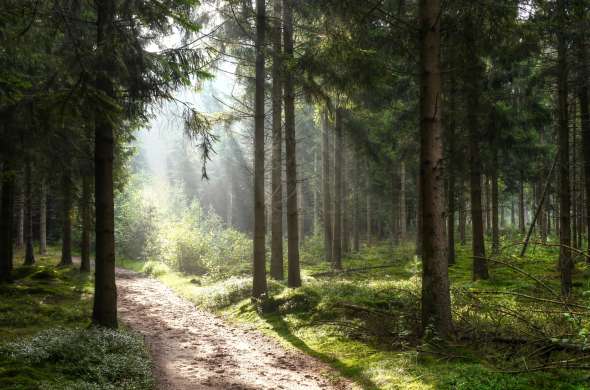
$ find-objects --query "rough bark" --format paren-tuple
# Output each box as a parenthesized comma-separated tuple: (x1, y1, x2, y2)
(270, 0, 284, 280)
(59, 173, 73, 266)
(352, 147, 360, 252)
(400, 161, 407, 240)
(93, 0, 118, 328)
(459, 185, 466, 245)
(576, 2, 590, 263)
(0, 168, 14, 281)
(322, 109, 333, 262)
(24, 161, 35, 265)
(284, 0, 301, 287)
(557, 0, 572, 296)
(519, 175, 525, 234)
(465, 13, 488, 280)
(332, 108, 343, 270)
(491, 151, 500, 255)
(16, 175, 24, 250)
(39, 180, 47, 255)
(419, 0, 452, 337)
(81, 174, 92, 272)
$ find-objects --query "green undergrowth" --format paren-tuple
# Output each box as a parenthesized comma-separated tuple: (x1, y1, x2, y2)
(118, 235, 590, 389)
(0, 251, 153, 390)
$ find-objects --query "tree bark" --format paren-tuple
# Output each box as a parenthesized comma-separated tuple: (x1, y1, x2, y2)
(400, 161, 407, 240)
(93, 0, 118, 328)
(39, 180, 47, 255)
(0, 167, 14, 281)
(419, 0, 452, 337)
(519, 174, 525, 234)
(332, 108, 343, 270)
(322, 109, 333, 262)
(59, 173, 73, 266)
(465, 13, 488, 280)
(557, 0, 572, 296)
(284, 0, 300, 287)
(81, 174, 92, 272)
(575, 2, 590, 262)
(459, 184, 466, 245)
(491, 151, 500, 255)
(352, 147, 360, 251)
(270, 0, 284, 280)
(24, 161, 35, 265)
(16, 175, 24, 250)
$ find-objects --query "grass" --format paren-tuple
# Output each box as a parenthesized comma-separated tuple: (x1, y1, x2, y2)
(117, 234, 590, 389)
(0, 249, 154, 390)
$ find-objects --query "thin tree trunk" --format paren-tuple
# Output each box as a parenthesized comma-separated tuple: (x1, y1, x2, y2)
(491, 152, 500, 255)
(284, 0, 300, 287)
(322, 109, 333, 262)
(270, 0, 283, 280)
(81, 174, 91, 272)
(419, 0, 452, 337)
(465, 13, 488, 280)
(332, 108, 343, 270)
(24, 161, 35, 265)
(16, 175, 24, 250)
(557, 0, 572, 296)
(459, 184, 466, 245)
(352, 147, 360, 252)
(366, 161, 371, 245)
(313, 151, 318, 236)
(576, 2, 590, 262)
(519, 174, 525, 234)
(400, 161, 407, 240)
(60, 173, 72, 266)
(0, 166, 14, 281)
(93, 0, 118, 328)
(39, 180, 47, 255)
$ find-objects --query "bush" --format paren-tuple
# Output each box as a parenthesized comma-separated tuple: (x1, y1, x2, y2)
(0, 327, 153, 389)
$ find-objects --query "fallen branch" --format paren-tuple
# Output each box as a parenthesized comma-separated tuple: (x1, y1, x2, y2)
(311, 263, 399, 277)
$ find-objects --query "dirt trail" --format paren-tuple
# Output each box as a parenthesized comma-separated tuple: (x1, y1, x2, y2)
(116, 268, 353, 390)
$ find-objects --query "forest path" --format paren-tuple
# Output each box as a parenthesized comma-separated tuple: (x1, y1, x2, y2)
(115, 267, 352, 390)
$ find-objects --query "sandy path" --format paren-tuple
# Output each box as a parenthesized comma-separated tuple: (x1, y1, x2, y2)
(116, 268, 352, 390)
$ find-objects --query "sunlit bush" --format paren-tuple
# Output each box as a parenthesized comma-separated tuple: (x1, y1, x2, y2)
(115, 175, 251, 279)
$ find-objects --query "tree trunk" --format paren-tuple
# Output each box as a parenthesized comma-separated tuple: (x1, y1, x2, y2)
(270, 0, 284, 280)
(557, 0, 572, 296)
(491, 152, 500, 255)
(400, 161, 407, 240)
(366, 161, 371, 245)
(313, 151, 318, 236)
(284, 0, 300, 287)
(16, 175, 24, 250)
(0, 167, 14, 281)
(419, 0, 452, 337)
(465, 14, 488, 280)
(322, 109, 333, 262)
(332, 108, 343, 270)
(81, 174, 92, 272)
(24, 161, 35, 265)
(298, 179, 304, 246)
(342, 145, 350, 254)
(352, 147, 360, 252)
(459, 184, 466, 245)
(39, 180, 47, 255)
(60, 173, 73, 266)
(447, 81, 456, 265)
(519, 175, 525, 234)
(576, 2, 590, 262)
(93, 0, 118, 328)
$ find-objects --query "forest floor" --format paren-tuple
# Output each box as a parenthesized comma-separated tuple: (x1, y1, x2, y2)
(118, 236, 590, 389)
(116, 266, 352, 389)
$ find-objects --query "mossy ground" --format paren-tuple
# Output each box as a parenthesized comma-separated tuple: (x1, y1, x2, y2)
(0, 249, 153, 389)
(119, 232, 590, 389)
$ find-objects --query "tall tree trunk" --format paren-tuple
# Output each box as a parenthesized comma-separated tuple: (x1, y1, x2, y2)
(270, 0, 284, 280)
(446, 80, 456, 265)
(60, 173, 73, 266)
(459, 184, 466, 245)
(557, 0, 572, 296)
(491, 152, 500, 255)
(313, 151, 318, 236)
(465, 14, 488, 280)
(81, 174, 92, 272)
(342, 145, 350, 254)
(298, 179, 304, 246)
(419, 0, 452, 337)
(519, 174, 525, 234)
(400, 161, 407, 240)
(576, 2, 590, 262)
(352, 147, 360, 251)
(366, 161, 371, 245)
(322, 109, 333, 262)
(93, 0, 118, 328)
(284, 0, 300, 287)
(16, 175, 24, 250)
(0, 166, 14, 281)
(39, 180, 47, 255)
(24, 161, 35, 265)
(332, 108, 343, 270)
